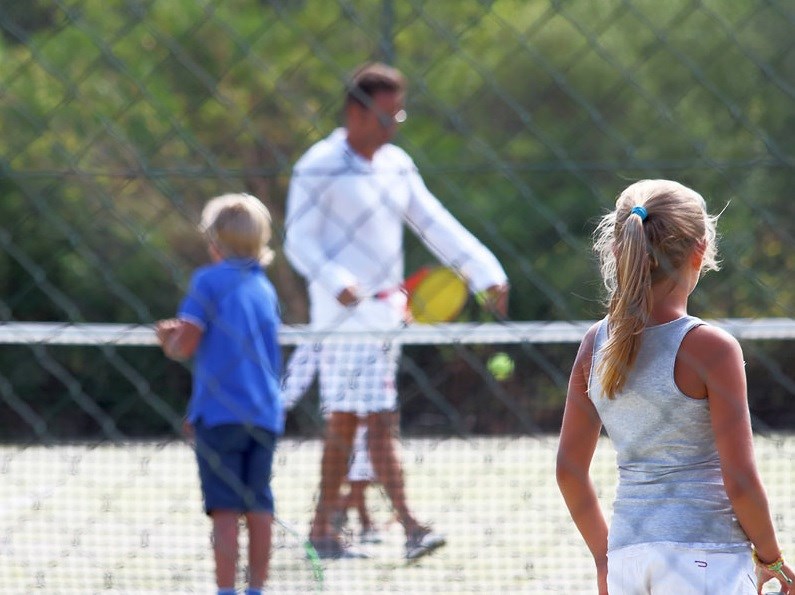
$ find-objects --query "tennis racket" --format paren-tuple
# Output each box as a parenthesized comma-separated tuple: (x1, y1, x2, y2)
(270, 516, 324, 592)
(376, 266, 469, 324)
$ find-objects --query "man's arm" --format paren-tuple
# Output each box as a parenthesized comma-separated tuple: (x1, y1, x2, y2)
(284, 168, 359, 303)
(404, 165, 509, 314)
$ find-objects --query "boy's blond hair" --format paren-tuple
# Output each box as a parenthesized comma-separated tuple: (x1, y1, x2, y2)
(199, 193, 274, 266)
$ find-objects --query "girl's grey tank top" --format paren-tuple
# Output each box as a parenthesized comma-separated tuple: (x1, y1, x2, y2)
(589, 315, 749, 551)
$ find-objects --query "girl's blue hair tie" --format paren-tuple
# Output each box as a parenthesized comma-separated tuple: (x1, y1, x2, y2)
(630, 205, 648, 221)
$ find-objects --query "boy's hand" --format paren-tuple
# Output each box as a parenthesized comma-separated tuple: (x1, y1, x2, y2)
(155, 319, 180, 345)
(155, 318, 202, 360)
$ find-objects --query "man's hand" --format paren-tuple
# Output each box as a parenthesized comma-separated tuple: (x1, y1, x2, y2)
(337, 286, 361, 306)
(479, 283, 509, 318)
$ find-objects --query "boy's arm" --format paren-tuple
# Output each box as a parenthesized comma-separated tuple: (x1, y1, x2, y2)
(156, 318, 203, 361)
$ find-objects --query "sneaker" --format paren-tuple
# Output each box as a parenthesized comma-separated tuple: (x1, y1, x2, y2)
(405, 526, 446, 560)
(360, 526, 383, 544)
(310, 536, 370, 560)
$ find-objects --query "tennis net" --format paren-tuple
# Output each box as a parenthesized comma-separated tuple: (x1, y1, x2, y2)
(2, 318, 795, 345)
(1, 319, 794, 594)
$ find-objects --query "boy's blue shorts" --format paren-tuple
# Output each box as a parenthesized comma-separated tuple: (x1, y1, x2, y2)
(193, 420, 277, 515)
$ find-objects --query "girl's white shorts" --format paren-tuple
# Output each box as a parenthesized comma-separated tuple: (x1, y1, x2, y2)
(608, 542, 756, 595)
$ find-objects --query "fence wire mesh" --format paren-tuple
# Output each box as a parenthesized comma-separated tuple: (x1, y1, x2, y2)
(1, 1, 794, 593)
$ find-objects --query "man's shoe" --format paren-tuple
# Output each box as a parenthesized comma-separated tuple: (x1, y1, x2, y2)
(405, 526, 446, 560)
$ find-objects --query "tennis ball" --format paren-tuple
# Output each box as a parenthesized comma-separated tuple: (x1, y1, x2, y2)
(487, 352, 514, 381)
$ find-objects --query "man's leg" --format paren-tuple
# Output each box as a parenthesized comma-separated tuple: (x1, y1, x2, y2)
(309, 411, 357, 542)
(367, 410, 446, 559)
(366, 411, 418, 532)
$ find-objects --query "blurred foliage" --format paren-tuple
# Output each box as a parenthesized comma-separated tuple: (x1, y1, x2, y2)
(0, 0, 793, 438)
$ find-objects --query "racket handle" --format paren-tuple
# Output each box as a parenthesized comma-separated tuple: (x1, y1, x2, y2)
(374, 287, 406, 300)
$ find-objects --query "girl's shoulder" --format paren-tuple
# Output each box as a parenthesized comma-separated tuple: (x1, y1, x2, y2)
(574, 319, 604, 374)
(582, 319, 603, 347)
(685, 320, 739, 347)
(681, 320, 743, 365)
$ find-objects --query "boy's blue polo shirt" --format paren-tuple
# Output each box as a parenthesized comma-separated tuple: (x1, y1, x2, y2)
(178, 259, 283, 434)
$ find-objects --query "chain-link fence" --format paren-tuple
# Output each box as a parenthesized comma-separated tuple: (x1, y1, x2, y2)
(1, 1, 794, 593)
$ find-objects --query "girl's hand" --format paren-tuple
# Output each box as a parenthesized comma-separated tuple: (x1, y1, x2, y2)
(755, 555, 794, 594)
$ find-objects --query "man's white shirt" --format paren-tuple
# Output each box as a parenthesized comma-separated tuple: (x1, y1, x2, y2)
(285, 128, 507, 331)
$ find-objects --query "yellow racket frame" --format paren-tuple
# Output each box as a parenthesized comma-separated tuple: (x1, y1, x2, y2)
(407, 267, 468, 324)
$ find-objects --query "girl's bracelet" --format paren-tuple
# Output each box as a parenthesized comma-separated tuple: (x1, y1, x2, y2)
(753, 549, 793, 585)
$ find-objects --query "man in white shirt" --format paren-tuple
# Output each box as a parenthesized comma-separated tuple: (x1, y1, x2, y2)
(285, 62, 509, 560)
